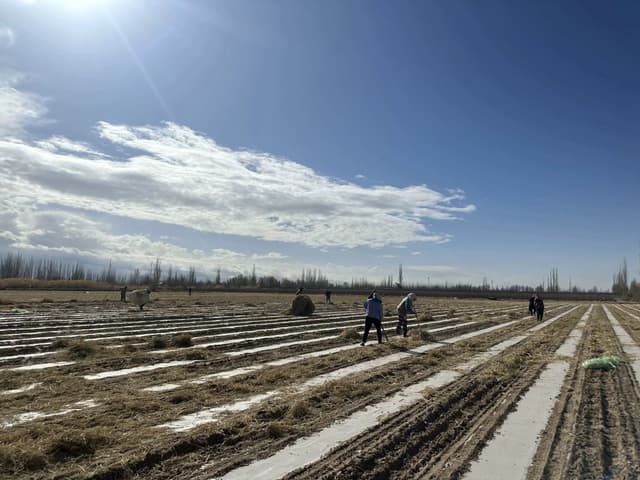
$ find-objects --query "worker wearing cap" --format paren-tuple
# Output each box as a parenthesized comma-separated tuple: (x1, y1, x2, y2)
(396, 292, 416, 337)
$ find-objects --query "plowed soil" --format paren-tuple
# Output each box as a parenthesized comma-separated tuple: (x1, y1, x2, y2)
(1, 292, 639, 480)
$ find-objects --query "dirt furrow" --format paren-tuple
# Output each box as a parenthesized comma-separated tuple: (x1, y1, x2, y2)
(542, 305, 640, 480)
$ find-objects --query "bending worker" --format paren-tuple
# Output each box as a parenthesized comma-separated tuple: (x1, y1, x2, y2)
(361, 292, 383, 346)
(396, 292, 417, 337)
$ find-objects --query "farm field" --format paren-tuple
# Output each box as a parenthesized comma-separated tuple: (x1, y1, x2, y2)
(1, 291, 639, 479)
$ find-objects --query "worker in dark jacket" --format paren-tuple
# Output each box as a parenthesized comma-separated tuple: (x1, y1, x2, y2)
(361, 292, 383, 345)
(528, 295, 536, 315)
(534, 295, 544, 321)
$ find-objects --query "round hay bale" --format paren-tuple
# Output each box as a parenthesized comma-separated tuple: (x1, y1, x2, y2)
(288, 295, 315, 316)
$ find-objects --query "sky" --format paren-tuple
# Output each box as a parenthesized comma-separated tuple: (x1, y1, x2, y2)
(0, 0, 639, 290)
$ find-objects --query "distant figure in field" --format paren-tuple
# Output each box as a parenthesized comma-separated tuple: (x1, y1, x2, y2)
(528, 295, 536, 315)
(361, 292, 383, 346)
(129, 288, 151, 311)
(396, 292, 417, 337)
(120, 285, 128, 303)
(325, 289, 332, 304)
(534, 294, 544, 321)
(188, 287, 192, 296)
(295, 286, 304, 296)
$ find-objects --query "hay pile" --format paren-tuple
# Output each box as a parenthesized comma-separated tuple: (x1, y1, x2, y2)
(287, 295, 315, 316)
(409, 328, 435, 342)
(339, 328, 361, 340)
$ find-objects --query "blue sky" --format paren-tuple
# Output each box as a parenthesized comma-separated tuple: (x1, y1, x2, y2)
(1, 0, 638, 290)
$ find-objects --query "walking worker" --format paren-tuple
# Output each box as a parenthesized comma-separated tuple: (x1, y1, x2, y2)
(528, 295, 536, 315)
(396, 292, 417, 337)
(534, 294, 544, 321)
(361, 292, 383, 345)
(120, 285, 128, 302)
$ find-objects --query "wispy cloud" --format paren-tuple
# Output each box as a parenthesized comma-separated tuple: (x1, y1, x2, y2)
(406, 265, 458, 273)
(36, 135, 108, 157)
(0, 119, 475, 249)
(0, 71, 47, 137)
(0, 26, 15, 49)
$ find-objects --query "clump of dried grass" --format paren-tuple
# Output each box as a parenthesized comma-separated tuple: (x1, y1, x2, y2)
(168, 393, 193, 404)
(266, 422, 288, 438)
(65, 341, 97, 359)
(149, 337, 168, 349)
(409, 328, 435, 342)
(182, 349, 206, 360)
(45, 430, 109, 461)
(288, 400, 309, 419)
(339, 328, 361, 340)
(0, 446, 47, 473)
(418, 313, 434, 322)
(171, 334, 193, 348)
(447, 309, 456, 318)
(51, 338, 70, 350)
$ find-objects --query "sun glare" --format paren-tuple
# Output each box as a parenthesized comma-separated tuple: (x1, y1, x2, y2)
(61, 0, 109, 10)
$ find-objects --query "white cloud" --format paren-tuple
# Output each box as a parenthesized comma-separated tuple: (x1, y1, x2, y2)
(355, 174, 365, 180)
(0, 72, 48, 137)
(0, 120, 475, 249)
(411, 251, 421, 255)
(36, 135, 108, 157)
(251, 252, 288, 260)
(0, 207, 291, 277)
(406, 265, 458, 273)
(0, 26, 15, 49)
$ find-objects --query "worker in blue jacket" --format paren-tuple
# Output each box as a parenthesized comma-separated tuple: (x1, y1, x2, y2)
(361, 291, 383, 345)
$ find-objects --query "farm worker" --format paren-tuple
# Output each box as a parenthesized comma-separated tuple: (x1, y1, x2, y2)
(534, 295, 544, 321)
(528, 295, 536, 315)
(129, 288, 151, 311)
(295, 286, 304, 296)
(325, 289, 332, 304)
(120, 285, 128, 302)
(361, 292, 383, 346)
(188, 286, 192, 296)
(396, 293, 417, 337)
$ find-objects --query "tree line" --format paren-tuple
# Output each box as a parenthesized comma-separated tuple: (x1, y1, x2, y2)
(612, 258, 640, 299)
(0, 251, 604, 293)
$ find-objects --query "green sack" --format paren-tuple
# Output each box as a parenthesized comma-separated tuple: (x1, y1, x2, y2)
(581, 356, 621, 370)
(9, 307, 29, 314)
